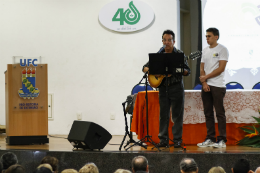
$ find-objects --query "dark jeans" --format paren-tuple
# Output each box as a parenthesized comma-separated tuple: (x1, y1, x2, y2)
(158, 82, 184, 143)
(201, 85, 227, 142)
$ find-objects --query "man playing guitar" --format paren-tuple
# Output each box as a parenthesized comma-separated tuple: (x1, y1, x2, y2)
(142, 30, 190, 148)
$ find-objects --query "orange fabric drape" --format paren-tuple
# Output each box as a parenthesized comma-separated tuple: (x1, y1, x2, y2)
(131, 91, 248, 145)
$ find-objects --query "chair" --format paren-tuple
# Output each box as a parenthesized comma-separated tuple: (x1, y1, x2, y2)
(252, 82, 260, 89)
(131, 84, 153, 95)
(226, 82, 244, 89)
(131, 77, 154, 95)
(193, 84, 202, 90)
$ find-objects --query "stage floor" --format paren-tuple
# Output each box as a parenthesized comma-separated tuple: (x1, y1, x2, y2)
(0, 134, 260, 153)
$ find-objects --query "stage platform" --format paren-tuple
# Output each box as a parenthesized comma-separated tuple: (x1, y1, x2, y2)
(0, 134, 260, 173)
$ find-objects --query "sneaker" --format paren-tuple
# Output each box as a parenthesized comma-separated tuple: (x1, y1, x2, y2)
(213, 140, 226, 148)
(197, 139, 215, 147)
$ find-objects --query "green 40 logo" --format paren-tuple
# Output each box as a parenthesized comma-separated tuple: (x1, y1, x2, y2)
(112, 1, 141, 25)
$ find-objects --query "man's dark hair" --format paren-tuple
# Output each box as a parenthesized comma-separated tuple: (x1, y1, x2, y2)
(0, 152, 18, 170)
(180, 158, 198, 173)
(5, 164, 25, 173)
(233, 158, 250, 173)
(132, 156, 148, 172)
(33, 167, 52, 173)
(40, 156, 59, 172)
(162, 30, 175, 41)
(206, 27, 219, 40)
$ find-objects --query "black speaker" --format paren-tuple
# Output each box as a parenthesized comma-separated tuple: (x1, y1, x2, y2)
(68, 121, 112, 150)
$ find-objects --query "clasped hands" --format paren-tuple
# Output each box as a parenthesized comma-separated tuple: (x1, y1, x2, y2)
(200, 75, 210, 92)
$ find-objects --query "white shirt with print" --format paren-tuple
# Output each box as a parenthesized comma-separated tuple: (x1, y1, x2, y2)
(201, 43, 229, 88)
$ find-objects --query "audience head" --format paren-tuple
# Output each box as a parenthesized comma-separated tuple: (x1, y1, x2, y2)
(114, 169, 132, 173)
(0, 161, 3, 173)
(41, 156, 59, 172)
(79, 163, 99, 173)
(37, 164, 53, 172)
(33, 167, 53, 173)
(232, 158, 251, 173)
(5, 164, 25, 173)
(208, 166, 226, 173)
(131, 156, 149, 173)
(255, 167, 260, 173)
(180, 158, 198, 173)
(1, 152, 18, 170)
(61, 169, 78, 173)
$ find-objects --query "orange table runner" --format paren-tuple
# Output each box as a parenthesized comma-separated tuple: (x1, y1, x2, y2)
(131, 91, 253, 145)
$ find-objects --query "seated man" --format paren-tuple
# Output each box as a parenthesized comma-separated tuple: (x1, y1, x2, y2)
(180, 158, 198, 173)
(231, 159, 253, 173)
(0, 152, 18, 172)
(131, 156, 149, 173)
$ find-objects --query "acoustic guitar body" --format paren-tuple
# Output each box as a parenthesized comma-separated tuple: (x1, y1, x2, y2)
(148, 74, 165, 88)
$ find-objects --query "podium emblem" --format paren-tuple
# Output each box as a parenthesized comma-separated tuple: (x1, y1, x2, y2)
(18, 68, 40, 99)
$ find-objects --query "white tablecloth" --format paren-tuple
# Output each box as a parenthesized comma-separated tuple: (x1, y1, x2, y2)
(183, 90, 260, 124)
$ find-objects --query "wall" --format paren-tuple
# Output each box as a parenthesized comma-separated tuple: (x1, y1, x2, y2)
(0, 0, 179, 135)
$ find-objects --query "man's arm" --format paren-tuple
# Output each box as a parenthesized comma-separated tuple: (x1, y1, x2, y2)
(183, 55, 190, 76)
(200, 62, 206, 77)
(200, 60, 227, 83)
(200, 62, 210, 92)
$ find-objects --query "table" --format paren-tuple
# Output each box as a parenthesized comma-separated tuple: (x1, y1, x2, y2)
(131, 90, 260, 145)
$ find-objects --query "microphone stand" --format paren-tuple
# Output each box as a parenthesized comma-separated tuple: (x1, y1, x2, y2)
(119, 101, 146, 151)
(125, 71, 160, 151)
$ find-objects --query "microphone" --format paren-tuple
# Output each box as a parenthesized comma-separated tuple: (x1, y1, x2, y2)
(157, 45, 166, 53)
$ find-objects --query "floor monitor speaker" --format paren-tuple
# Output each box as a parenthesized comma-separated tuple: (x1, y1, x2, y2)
(68, 121, 112, 150)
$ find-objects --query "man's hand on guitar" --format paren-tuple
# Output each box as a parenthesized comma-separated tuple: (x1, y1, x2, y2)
(143, 67, 149, 73)
(202, 82, 210, 92)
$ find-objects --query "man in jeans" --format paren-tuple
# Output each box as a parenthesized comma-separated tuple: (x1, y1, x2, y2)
(143, 30, 190, 148)
(197, 28, 229, 148)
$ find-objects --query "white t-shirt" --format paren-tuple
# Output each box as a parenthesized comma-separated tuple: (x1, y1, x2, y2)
(201, 43, 229, 88)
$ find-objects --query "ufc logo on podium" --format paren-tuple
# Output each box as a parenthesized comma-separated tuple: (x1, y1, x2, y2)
(20, 59, 38, 67)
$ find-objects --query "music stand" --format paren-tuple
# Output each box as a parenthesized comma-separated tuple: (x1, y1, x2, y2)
(149, 53, 185, 95)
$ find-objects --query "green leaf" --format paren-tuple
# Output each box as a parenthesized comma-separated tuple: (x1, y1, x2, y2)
(249, 143, 260, 148)
(237, 136, 260, 145)
(239, 127, 255, 134)
(237, 137, 251, 145)
(252, 116, 260, 124)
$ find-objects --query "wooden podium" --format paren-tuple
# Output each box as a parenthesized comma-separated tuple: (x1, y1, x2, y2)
(5, 64, 49, 145)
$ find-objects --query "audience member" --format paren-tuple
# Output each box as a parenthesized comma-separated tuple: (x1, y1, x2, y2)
(0, 161, 3, 173)
(79, 163, 99, 173)
(132, 156, 149, 173)
(5, 164, 25, 173)
(0, 152, 18, 171)
(208, 166, 226, 173)
(41, 156, 59, 173)
(33, 167, 53, 173)
(114, 169, 132, 173)
(61, 169, 78, 173)
(180, 158, 198, 173)
(231, 159, 253, 173)
(37, 164, 53, 172)
(255, 167, 260, 173)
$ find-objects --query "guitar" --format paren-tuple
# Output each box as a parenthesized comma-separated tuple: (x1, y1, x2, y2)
(148, 50, 202, 88)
